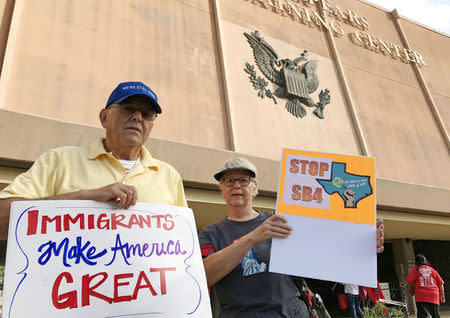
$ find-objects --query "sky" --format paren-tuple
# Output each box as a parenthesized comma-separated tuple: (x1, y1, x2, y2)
(365, 0, 450, 35)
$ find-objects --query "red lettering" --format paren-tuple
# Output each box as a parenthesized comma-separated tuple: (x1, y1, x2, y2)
(152, 215, 164, 229)
(313, 188, 323, 203)
(114, 273, 133, 303)
(308, 161, 318, 176)
(81, 272, 113, 306)
(150, 267, 176, 295)
(132, 271, 157, 299)
(139, 215, 152, 228)
(111, 213, 128, 230)
(289, 159, 299, 173)
(163, 214, 175, 231)
(88, 214, 95, 229)
(319, 162, 329, 176)
(52, 272, 77, 309)
(63, 213, 85, 231)
(41, 215, 62, 234)
(302, 186, 312, 201)
(292, 186, 323, 203)
(97, 213, 110, 230)
(26, 209, 39, 235)
(52, 267, 177, 309)
(300, 160, 309, 174)
(292, 185, 302, 200)
(128, 214, 142, 228)
(35, 212, 180, 234)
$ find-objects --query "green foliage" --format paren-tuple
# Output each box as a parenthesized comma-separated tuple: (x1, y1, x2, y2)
(0, 264, 4, 287)
(363, 302, 404, 318)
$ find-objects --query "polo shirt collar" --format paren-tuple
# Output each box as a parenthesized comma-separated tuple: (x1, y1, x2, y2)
(139, 144, 159, 170)
(89, 138, 159, 170)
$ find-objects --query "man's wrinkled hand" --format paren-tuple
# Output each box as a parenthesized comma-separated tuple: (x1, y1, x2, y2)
(249, 214, 292, 244)
(88, 182, 138, 209)
(376, 219, 384, 253)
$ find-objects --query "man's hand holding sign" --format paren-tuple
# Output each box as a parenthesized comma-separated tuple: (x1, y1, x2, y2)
(376, 219, 385, 253)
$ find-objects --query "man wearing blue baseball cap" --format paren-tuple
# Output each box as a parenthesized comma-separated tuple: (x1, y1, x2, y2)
(0, 81, 187, 216)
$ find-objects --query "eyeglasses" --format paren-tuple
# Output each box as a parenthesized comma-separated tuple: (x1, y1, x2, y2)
(109, 103, 157, 121)
(221, 177, 253, 187)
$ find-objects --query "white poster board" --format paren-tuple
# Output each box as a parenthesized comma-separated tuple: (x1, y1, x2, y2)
(270, 148, 377, 287)
(2, 200, 212, 317)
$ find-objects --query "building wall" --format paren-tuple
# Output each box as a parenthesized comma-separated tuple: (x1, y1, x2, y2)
(0, 0, 448, 190)
(0, 0, 449, 239)
(0, 0, 232, 149)
(402, 18, 450, 133)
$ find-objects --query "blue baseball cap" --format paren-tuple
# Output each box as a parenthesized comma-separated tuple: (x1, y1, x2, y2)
(105, 81, 162, 114)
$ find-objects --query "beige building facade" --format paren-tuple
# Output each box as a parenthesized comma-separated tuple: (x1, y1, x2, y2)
(0, 0, 449, 312)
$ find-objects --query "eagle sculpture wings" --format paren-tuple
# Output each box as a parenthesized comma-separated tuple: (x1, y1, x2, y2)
(244, 31, 330, 119)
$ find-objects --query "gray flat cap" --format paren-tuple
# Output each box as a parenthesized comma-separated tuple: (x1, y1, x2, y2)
(214, 157, 257, 181)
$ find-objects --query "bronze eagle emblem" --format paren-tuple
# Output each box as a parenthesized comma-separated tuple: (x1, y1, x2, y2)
(244, 30, 331, 119)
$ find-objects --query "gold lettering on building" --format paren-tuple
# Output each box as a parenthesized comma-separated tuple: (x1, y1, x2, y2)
(360, 16, 370, 30)
(367, 34, 380, 50)
(402, 48, 416, 62)
(284, 0, 304, 22)
(330, 20, 344, 36)
(313, 11, 329, 30)
(333, 5, 347, 21)
(413, 51, 427, 66)
(319, 0, 333, 14)
(302, 6, 314, 24)
(243, 0, 427, 66)
(346, 9, 363, 28)
(352, 31, 427, 66)
(391, 44, 404, 59)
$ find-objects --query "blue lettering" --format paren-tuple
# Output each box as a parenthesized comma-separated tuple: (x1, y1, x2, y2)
(37, 236, 107, 267)
(38, 238, 70, 267)
(105, 234, 132, 266)
(74, 236, 106, 265)
(105, 234, 187, 266)
(167, 240, 174, 255)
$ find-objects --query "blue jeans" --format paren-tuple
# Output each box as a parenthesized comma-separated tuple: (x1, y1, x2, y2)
(346, 293, 364, 318)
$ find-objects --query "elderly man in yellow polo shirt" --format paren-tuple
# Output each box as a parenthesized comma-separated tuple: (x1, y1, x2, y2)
(0, 81, 187, 230)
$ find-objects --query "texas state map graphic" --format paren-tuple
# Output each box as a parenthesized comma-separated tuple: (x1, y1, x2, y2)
(316, 162, 372, 208)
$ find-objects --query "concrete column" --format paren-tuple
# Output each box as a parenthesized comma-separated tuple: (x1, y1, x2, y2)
(392, 238, 416, 314)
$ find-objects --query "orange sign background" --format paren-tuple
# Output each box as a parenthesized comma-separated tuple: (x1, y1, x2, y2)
(277, 148, 376, 225)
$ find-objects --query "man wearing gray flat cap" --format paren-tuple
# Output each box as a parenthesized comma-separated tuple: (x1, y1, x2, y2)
(199, 157, 384, 318)
(199, 157, 309, 317)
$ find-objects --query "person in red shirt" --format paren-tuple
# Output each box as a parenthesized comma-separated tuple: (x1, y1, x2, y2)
(405, 254, 446, 318)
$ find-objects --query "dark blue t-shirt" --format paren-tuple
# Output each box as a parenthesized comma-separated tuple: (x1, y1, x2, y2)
(199, 212, 309, 318)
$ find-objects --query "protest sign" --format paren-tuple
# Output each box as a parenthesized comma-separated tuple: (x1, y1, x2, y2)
(270, 148, 377, 287)
(2, 200, 211, 317)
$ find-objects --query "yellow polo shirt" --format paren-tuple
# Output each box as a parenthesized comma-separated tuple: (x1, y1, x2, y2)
(0, 138, 187, 207)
